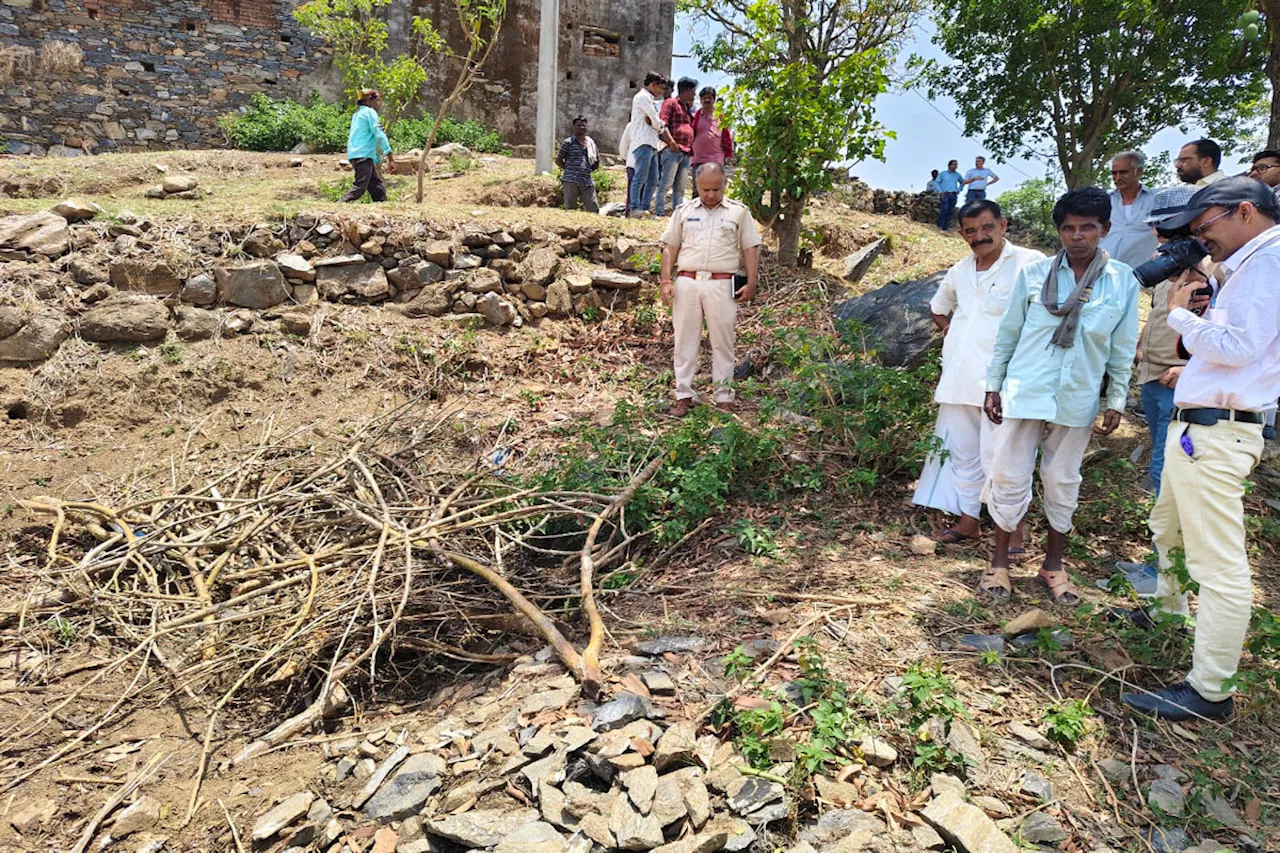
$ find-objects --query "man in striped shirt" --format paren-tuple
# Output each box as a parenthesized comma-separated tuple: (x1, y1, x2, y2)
(556, 116, 600, 213)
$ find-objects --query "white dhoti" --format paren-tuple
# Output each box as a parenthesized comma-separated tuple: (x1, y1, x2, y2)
(983, 418, 1093, 534)
(912, 403, 994, 517)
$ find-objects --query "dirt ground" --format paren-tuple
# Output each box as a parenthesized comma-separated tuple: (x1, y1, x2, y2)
(1, 150, 1278, 853)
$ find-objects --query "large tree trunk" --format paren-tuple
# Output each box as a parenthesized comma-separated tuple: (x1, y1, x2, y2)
(1266, 0, 1280, 146)
(774, 194, 805, 268)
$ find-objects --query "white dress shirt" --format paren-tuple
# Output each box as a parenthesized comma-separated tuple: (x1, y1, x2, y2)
(629, 89, 664, 152)
(1169, 224, 1280, 412)
(1099, 186, 1157, 269)
(930, 241, 1046, 407)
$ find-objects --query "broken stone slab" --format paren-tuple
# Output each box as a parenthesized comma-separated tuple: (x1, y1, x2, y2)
(521, 748, 567, 788)
(52, 198, 98, 223)
(972, 795, 1011, 818)
(477, 291, 518, 326)
(842, 237, 886, 283)
(352, 745, 409, 809)
(1200, 792, 1246, 830)
(80, 295, 170, 343)
(653, 721, 698, 772)
(276, 253, 316, 282)
(651, 833, 729, 853)
(609, 796, 665, 851)
(520, 246, 560, 286)
(704, 815, 756, 852)
(364, 752, 447, 823)
(465, 267, 505, 294)
(1003, 609, 1053, 637)
(726, 776, 784, 816)
(591, 692, 652, 732)
(316, 261, 391, 302)
(1097, 757, 1130, 785)
(174, 305, 222, 341)
(0, 211, 71, 257)
(561, 726, 596, 754)
(632, 636, 707, 656)
(252, 791, 315, 842)
(1144, 826, 1191, 853)
(522, 687, 577, 716)
(0, 310, 69, 362)
(947, 720, 986, 777)
(181, 273, 217, 305)
(798, 808, 886, 848)
(110, 259, 182, 296)
(997, 737, 1054, 765)
(1147, 778, 1185, 816)
(858, 734, 897, 767)
(576, 812, 616, 848)
(958, 634, 1005, 655)
(651, 774, 687, 827)
(814, 775, 859, 807)
(640, 671, 676, 696)
(111, 794, 161, 838)
(161, 175, 198, 193)
(1020, 771, 1054, 802)
(215, 260, 290, 308)
(921, 793, 1017, 853)
(909, 533, 937, 555)
(1008, 722, 1053, 751)
(930, 773, 967, 801)
(623, 765, 658, 814)
(1020, 811, 1068, 844)
(493, 821, 567, 853)
(427, 808, 540, 848)
(912, 823, 946, 850)
(591, 269, 642, 289)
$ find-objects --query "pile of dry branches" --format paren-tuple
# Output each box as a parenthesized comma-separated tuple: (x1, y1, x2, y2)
(4, 406, 659, 820)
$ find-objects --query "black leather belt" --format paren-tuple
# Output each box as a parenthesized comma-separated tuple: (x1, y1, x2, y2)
(1174, 407, 1264, 426)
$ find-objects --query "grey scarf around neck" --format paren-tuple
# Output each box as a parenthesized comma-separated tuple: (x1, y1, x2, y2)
(1041, 249, 1109, 348)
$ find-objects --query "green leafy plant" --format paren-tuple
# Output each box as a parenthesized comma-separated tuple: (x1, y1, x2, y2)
(900, 662, 965, 727)
(389, 114, 506, 152)
(722, 645, 754, 683)
(731, 520, 780, 558)
(1043, 699, 1092, 746)
(48, 615, 77, 647)
(219, 93, 353, 152)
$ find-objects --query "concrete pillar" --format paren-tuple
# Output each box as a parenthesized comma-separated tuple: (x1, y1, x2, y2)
(534, 0, 559, 174)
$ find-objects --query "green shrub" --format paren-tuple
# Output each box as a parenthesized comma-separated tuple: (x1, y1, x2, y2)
(219, 93, 350, 153)
(388, 114, 507, 153)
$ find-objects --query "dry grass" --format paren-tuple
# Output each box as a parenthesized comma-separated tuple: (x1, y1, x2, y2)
(0, 45, 34, 85)
(39, 39, 84, 75)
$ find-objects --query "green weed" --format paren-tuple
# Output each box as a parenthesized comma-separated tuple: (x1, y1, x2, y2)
(1042, 699, 1091, 746)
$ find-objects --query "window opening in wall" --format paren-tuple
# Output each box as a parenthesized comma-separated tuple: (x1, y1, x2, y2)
(628, 79, 636, 89)
(581, 26, 620, 57)
(184, 20, 198, 32)
(628, 35, 635, 42)
(281, 34, 292, 43)
(141, 61, 155, 72)
(88, 7, 100, 19)
(565, 70, 573, 80)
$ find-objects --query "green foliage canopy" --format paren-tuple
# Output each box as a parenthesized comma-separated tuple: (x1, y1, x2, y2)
(923, 0, 1263, 188)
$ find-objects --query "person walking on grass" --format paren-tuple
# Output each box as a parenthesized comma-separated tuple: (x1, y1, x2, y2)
(556, 116, 600, 213)
(980, 187, 1139, 605)
(343, 89, 394, 203)
(914, 199, 1044, 557)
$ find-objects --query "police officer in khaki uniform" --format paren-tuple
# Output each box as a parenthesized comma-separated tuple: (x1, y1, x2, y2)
(659, 162, 762, 416)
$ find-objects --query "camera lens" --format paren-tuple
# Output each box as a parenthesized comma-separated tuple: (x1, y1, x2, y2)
(1133, 254, 1181, 288)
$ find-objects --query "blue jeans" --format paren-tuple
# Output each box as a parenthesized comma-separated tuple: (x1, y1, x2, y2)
(937, 192, 958, 229)
(657, 150, 690, 216)
(1142, 379, 1177, 494)
(629, 145, 660, 213)
(966, 188, 986, 203)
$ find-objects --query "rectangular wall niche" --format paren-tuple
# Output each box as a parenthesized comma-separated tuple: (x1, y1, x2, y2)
(581, 25, 620, 57)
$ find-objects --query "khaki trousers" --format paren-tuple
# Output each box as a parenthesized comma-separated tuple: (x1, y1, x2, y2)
(983, 418, 1093, 534)
(673, 275, 736, 403)
(1151, 419, 1264, 701)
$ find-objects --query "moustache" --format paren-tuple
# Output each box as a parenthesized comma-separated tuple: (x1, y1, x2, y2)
(968, 238, 994, 248)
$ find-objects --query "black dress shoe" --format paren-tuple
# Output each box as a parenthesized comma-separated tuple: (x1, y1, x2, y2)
(1106, 606, 1189, 635)
(1121, 681, 1234, 721)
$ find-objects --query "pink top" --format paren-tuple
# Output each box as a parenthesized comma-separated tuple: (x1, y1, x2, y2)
(690, 109, 733, 166)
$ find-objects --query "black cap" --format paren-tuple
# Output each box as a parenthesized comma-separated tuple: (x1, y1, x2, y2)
(1158, 176, 1276, 230)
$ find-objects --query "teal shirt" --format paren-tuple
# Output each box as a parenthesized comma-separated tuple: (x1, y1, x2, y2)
(347, 105, 391, 163)
(986, 254, 1139, 428)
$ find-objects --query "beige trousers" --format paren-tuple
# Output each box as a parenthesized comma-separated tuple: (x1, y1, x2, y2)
(673, 274, 737, 403)
(1151, 419, 1264, 701)
(983, 418, 1093, 534)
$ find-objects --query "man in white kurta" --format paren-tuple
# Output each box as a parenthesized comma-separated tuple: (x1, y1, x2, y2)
(914, 199, 1045, 542)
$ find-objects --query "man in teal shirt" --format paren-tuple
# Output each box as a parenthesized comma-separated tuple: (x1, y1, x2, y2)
(343, 89, 394, 203)
(935, 160, 963, 229)
(979, 186, 1140, 603)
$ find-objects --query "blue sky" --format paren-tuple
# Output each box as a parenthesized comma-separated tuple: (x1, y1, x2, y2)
(670, 16, 1255, 197)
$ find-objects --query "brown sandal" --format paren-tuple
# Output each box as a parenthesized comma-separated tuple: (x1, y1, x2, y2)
(978, 566, 1012, 600)
(1039, 569, 1080, 605)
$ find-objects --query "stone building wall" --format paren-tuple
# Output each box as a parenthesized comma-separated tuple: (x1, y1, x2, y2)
(1, 0, 322, 155)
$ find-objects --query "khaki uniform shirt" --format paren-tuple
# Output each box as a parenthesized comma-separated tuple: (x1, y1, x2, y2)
(659, 198, 763, 274)
(1136, 279, 1188, 385)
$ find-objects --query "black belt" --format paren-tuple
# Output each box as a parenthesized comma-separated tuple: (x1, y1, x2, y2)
(1174, 407, 1264, 426)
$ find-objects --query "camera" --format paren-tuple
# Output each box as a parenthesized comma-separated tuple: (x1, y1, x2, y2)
(1132, 236, 1209, 288)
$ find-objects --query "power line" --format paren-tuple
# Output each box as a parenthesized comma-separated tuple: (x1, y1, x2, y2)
(907, 89, 1044, 182)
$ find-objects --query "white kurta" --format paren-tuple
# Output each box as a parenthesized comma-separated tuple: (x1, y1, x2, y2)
(1099, 186, 1157, 270)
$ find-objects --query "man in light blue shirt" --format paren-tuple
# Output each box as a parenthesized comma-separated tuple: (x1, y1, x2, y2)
(963, 156, 999, 203)
(343, 89, 394, 203)
(935, 160, 963, 229)
(979, 186, 1140, 604)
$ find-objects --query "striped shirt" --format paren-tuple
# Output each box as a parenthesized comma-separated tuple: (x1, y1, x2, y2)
(557, 136, 595, 186)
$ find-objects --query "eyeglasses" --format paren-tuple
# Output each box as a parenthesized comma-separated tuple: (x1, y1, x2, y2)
(1190, 207, 1237, 238)
(1250, 163, 1280, 174)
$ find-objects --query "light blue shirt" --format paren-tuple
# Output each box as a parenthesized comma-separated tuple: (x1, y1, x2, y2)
(986, 254, 1140, 428)
(964, 167, 997, 190)
(935, 170, 963, 193)
(347, 105, 391, 163)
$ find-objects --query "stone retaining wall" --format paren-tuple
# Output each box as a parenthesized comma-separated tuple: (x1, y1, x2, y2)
(1, 0, 320, 155)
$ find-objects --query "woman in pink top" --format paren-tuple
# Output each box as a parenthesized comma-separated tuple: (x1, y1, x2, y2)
(690, 87, 734, 170)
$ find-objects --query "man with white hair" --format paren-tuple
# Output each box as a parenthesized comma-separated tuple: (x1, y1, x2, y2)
(1099, 151, 1157, 269)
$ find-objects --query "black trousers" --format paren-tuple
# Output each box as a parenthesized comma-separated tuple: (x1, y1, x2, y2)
(343, 158, 386, 202)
